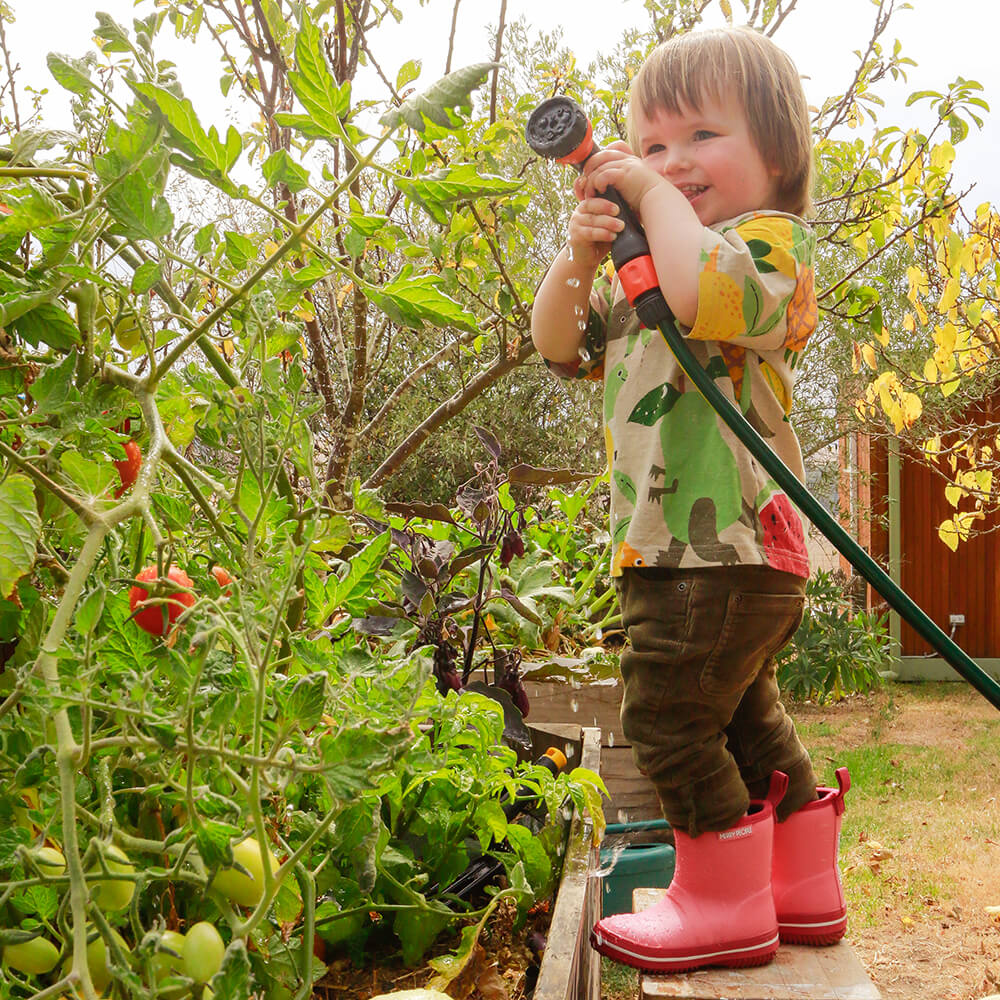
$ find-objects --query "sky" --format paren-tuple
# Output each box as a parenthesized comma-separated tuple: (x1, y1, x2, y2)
(3, 0, 999, 204)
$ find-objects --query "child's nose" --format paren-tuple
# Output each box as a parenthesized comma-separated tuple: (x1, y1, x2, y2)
(661, 145, 692, 175)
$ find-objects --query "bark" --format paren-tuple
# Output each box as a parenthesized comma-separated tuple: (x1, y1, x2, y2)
(364, 338, 537, 490)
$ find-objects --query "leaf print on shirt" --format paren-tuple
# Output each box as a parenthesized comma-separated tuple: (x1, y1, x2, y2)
(628, 381, 683, 426)
(613, 470, 638, 507)
(604, 361, 629, 423)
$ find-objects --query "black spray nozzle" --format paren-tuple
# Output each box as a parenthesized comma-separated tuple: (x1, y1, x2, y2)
(526, 96, 595, 166)
(526, 96, 657, 287)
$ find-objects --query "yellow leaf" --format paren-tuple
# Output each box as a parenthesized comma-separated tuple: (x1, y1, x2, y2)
(937, 276, 961, 312)
(941, 377, 959, 398)
(861, 343, 877, 371)
(930, 140, 956, 173)
(294, 306, 315, 322)
(876, 325, 891, 347)
(945, 484, 963, 508)
(922, 435, 942, 459)
(939, 520, 960, 551)
(903, 313, 915, 332)
(906, 267, 930, 302)
(976, 469, 993, 495)
(900, 392, 922, 428)
(337, 281, 354, 308)
(923, 358, 938, 383)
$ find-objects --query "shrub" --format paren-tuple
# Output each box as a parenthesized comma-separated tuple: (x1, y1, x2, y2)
(777, 570, 890, 702)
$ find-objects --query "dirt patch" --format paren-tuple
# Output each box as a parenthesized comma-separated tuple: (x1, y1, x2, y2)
(803, 685, 1000, 1000)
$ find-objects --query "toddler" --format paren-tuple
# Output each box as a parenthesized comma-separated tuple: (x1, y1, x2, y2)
(531, 26, 850, 973)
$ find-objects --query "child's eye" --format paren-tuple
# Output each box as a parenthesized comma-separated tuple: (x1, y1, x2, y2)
(693, 129, 717, 141)
(644, 143, 666, 157)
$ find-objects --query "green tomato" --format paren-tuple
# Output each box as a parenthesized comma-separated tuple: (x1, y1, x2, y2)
(4, 935, 60, 975)
(151, 928, 186, 982)
(29, 845, 66, 878)
(90, 844, 136, 912)
(62, 927, 128, 993)
(183, 922, 225, 985)
(211, 837, 277, 907)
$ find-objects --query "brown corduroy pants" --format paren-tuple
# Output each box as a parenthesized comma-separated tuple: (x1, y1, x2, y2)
(616, 564, 818, 837)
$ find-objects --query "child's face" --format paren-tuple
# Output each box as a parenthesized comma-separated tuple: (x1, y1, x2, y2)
(632, 92, 778, 226)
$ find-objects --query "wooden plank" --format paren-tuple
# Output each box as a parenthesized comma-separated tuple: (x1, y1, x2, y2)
(533, 728, 602, 1000)
(601, 746, 662, 822)
(525, 680, 628, 747)
(633, 890, 880, 1000)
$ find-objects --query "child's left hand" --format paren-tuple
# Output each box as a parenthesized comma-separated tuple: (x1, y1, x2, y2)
(579, 143, 668, 222)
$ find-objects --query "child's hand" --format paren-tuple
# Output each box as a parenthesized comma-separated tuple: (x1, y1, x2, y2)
(581, 143, 667, 222)
(566, 188, 624, 270)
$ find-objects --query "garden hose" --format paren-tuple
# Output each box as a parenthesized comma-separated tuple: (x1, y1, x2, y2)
(526, 97, 1000, 712)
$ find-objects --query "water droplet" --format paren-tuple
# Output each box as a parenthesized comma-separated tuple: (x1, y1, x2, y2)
(608, 731, 615, 748)
(564, 741, 575, 760)
(567, 245, 575, 262)
(574, 305, 584, 316)
(566, 276, 581, 288)
(577, 320, 587, 331)
(595, 627, 603, 640)
(616, 809, 630, 825)
(570, 696, 579, 714)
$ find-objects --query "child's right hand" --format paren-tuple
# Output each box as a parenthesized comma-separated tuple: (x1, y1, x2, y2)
(566, 175, 624, 271)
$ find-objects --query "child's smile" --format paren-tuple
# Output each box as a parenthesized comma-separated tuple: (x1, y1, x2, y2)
(633, 93, 779, 226)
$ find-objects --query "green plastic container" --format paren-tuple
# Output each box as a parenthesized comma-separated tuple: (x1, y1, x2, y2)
(599, 819, 675, 917)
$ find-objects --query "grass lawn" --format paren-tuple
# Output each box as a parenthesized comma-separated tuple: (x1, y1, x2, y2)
(601, 682, 1000, 1000)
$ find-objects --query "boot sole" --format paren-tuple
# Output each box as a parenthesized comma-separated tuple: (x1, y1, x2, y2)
(590, 928, 779, 974)
(778, 915, 847, 946)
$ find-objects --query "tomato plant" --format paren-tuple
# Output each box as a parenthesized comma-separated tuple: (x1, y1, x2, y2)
(0, 8, 607, 999)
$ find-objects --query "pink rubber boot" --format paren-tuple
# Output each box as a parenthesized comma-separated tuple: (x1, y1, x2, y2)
(590, 773, 788, 974)
(771, 766, 850, 945)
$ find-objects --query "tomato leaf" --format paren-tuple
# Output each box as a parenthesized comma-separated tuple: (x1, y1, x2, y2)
(397, 164, 522, 225)
(196, 820, 241, 871)
(379, 62, 497, 132)
(287, 12, 350, 141)
(129, 81, 242, 196)
(209, 939, 252, 1000)
(11, 884, 58, 920)
(261, 148, 311, 194)
(75, 586, 106, 637)
(9, 301, 81, 351)
(318, 530, 390, 622)
(368, 273, 478, 333)
(0, 828, 31, 867)
(0, 475, 42, 601)
(281, 672, 327, 731)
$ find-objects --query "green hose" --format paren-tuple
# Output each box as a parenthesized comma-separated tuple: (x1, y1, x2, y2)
(637, 301, 1000, 711)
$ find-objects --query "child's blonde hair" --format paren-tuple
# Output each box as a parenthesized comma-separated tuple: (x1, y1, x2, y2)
(628, 26, 814, 218)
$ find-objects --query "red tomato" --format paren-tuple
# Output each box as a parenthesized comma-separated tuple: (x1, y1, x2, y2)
(128, 566, 196, 636)
(210, 566, 233, 595)
(113, 440, 142, 498)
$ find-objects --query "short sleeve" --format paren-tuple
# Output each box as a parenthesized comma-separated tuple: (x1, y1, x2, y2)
(687, 213, 817, 353)
(543, 267, 614, 381)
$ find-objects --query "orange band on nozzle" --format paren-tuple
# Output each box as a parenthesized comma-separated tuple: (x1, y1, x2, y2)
(545, 747, 568, 770)
(556, 120, 595, 167)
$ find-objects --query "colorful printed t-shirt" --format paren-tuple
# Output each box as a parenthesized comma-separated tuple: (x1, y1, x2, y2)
(547, 210, 817, 578)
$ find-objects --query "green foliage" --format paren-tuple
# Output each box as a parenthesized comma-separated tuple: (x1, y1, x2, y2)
(777, 571, 890, 703)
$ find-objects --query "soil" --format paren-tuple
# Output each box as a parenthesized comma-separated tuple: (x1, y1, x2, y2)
(313, 896, 551, 1000)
